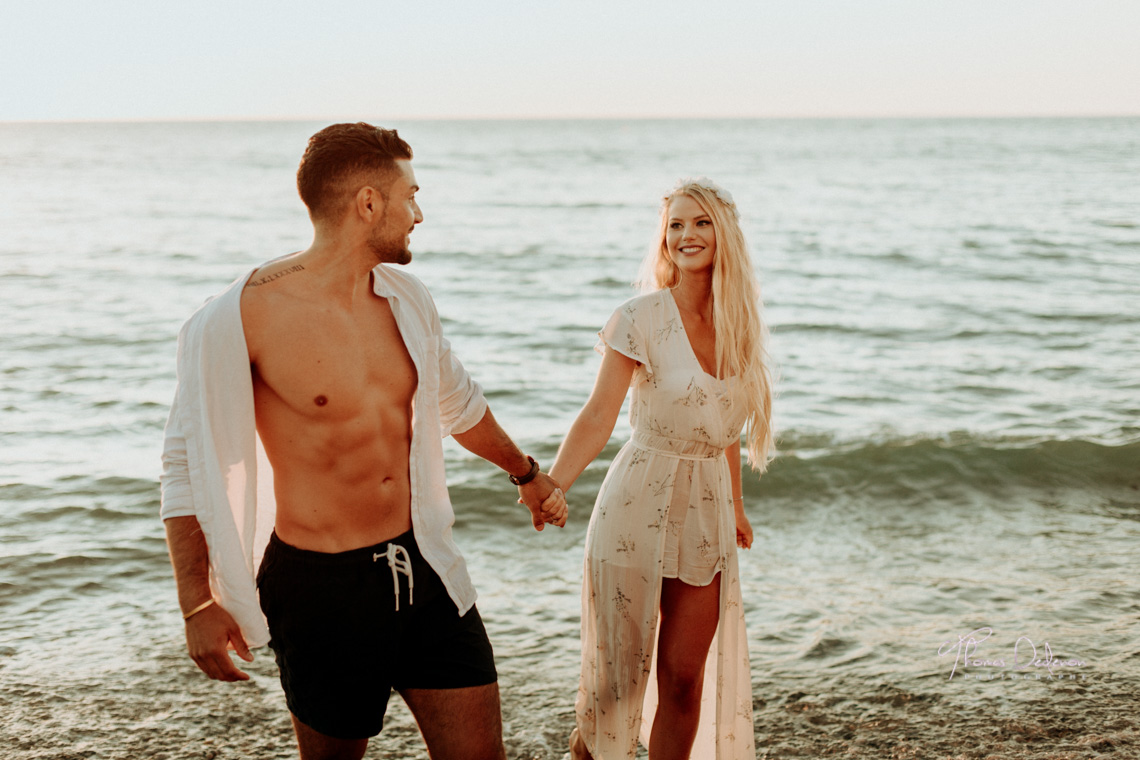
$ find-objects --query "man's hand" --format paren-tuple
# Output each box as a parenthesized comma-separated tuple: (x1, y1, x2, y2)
(447, 409, 568, 530)
(539, 486, 568, 527)
(518, 471, 567, 530)
(185, 602, 253, 682)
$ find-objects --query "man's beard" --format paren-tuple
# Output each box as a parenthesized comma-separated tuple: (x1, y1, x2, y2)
(368, 226, 412, 265)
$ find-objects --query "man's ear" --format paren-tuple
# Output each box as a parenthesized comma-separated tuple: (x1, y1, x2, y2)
(355, 185, 386, 221)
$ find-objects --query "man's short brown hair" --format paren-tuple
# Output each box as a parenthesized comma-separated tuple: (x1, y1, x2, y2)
(296, 122, 413, 221)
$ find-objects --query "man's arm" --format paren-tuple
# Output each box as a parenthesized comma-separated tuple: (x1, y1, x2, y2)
(164, 516, 253, 681)
(452, 408, 567, 530)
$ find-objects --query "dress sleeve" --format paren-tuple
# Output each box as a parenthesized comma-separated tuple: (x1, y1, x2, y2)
(595, 301, 652, 377)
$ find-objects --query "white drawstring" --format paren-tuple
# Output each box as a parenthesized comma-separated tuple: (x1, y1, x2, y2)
(373, 544, 414, 611)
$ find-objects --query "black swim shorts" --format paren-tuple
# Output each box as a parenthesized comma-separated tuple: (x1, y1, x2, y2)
(256, 529, 497, 740)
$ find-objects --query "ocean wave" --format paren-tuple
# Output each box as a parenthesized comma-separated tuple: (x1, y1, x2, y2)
(757, 437, 1140, 506)
(0, 477, 160, 528)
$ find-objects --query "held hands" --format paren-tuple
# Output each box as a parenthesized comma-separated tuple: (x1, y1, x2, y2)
(518, 471, 568, 531)
(184, 601, 253, 682)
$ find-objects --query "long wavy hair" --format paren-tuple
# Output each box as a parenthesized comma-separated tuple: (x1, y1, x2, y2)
(637, 179, 775, 473)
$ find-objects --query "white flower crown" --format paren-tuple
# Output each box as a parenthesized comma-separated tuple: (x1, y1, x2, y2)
(666, 176, 738, 218)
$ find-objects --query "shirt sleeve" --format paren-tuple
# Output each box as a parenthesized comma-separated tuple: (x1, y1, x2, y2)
(437, 333, 488, 438)
(159, 399, 196, 520)
(595, 300, 653, 377)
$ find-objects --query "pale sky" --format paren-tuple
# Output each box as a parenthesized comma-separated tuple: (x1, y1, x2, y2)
(3, 0, 1138, 121)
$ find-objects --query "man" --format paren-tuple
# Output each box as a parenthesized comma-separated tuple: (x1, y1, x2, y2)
(160, 122, 567, 760)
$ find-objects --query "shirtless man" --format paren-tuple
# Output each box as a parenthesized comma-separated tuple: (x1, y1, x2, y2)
(160, 122, 567, 760)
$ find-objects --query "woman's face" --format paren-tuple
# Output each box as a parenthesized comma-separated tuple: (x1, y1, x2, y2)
(665, 194, 716, 275)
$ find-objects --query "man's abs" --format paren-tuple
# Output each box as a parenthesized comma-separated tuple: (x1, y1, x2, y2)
(254, 361, 417, 550)
(241, 268, 420, 552)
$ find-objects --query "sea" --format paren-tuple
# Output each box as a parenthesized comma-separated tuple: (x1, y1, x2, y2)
(1, 118, 1138, 759)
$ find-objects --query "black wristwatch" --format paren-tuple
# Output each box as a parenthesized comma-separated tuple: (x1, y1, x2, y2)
(509, 456, 540, 486)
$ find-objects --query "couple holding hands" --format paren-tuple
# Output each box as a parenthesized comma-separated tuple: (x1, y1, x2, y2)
(161, 122, 773, 759)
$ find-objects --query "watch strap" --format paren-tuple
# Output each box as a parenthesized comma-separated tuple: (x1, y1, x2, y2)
(509, 456, 540, 486)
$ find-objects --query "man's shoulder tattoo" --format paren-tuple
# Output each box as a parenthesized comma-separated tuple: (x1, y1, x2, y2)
(246, 264, 305, 288)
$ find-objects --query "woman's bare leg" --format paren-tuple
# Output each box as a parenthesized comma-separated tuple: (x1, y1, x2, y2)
(569, 725, 594, 760)
(648, 575, 721, 760)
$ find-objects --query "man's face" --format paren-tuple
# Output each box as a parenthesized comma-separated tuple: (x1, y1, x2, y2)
(368, 160, 423, 265)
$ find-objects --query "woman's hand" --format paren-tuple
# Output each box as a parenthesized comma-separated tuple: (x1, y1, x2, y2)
(517, 476, 568, 529)
(734, 504, 753, 550)
(536, 482, 568, 528)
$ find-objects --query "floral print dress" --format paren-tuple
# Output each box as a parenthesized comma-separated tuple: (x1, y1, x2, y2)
(576, 290, 755, 759)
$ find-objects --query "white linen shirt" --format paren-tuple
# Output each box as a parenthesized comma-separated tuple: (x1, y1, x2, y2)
(160, 263, 488, 647)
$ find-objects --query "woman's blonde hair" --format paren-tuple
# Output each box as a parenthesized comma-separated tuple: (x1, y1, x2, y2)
(637, 179, 775, 473)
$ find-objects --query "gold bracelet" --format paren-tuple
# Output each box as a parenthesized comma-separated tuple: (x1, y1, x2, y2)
(182, 598, 216, 620)
(732, 497, 744, 502)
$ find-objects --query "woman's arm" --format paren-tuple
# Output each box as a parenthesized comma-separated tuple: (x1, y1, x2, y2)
(549, 348, 638, 493)
(726, 436, 753, 549)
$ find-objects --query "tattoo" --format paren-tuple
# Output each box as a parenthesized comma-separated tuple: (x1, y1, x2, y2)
(246, 264, 305, 287)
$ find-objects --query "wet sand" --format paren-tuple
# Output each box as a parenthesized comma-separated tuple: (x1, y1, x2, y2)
(2, 636, 1136, 760)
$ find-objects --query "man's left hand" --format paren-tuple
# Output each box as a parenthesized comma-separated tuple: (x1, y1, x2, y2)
(518, 472, 567, 530)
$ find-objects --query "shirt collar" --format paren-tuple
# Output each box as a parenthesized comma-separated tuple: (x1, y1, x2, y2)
(370, 263, 397, 298)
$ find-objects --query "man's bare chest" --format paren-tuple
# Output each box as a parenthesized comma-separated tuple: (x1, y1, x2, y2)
(249, 299, 418, 418)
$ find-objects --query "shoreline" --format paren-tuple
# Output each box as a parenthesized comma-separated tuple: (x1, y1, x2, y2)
(2, 646, 1135, 759)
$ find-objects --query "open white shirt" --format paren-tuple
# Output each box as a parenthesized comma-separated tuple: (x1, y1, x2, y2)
(160, 264, 488, 647)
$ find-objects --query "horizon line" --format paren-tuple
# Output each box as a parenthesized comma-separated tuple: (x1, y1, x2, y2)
(2, 112, 1139, 126)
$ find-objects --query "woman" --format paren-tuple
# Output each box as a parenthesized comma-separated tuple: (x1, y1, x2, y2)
(550, 178, 774, 759)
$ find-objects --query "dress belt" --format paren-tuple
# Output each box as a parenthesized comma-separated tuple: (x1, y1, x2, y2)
(630, 432, 724, 461)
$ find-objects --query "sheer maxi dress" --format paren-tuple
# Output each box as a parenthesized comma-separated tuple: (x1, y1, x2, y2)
(575, 290, 755, 759)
